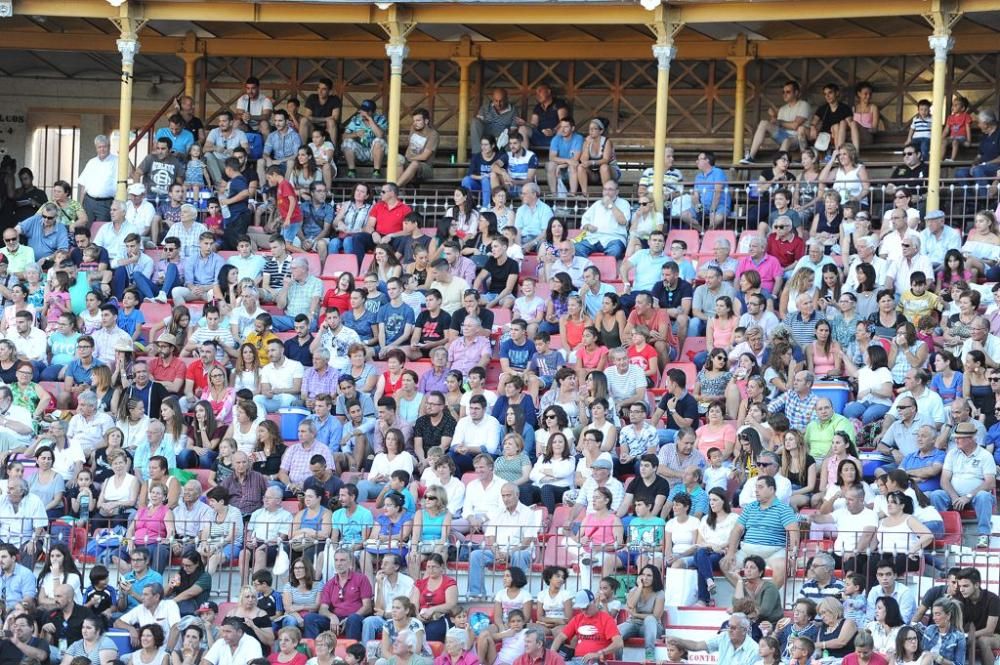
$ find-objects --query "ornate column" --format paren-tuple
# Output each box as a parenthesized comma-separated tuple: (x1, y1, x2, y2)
(926, 33, 953, 211)
(115, 31, 140, 200)
(385, 41, 409, 182)
(651, 42, 676, 212)
(179, 52, 201, 99)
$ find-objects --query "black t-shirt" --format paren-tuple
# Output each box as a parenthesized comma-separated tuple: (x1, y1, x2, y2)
(650, 278, 694, 311)
(138, 154, 184, 197)
(391, 234, 431, 265)
(814, 103, 853, 132)
(414, 412, 457, 451)
(656, 392, 701, 430)
(889, 163, 929, 193)
(181, 115, 205, 136)
(626, 475, 670, 508)
(414, 309, 452, 345)
(963, 589, 1000, 631)
(303, 472, 344, 508)
(482, 256, 520, 294)
(305, 94, 342, 120)
(532, 99, 569, 132)
(450, 307, 494, 332)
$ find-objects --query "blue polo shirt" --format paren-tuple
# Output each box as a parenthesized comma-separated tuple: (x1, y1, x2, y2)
(629, 249, 671, 293)
(899, 448, 947, 492)
(64, 357, 106, 386)
(737, 499, 797, 547)
(120, 568, 164, 610)
(19, 214, 70, 261)
(307, 414, 344, 450)
(155, 127, 195, 158)
(331, 505, 374, 544)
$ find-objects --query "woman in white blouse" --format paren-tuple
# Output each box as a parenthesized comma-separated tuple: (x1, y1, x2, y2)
(356, 428, 415, 501)
(528, 433, 575, 518)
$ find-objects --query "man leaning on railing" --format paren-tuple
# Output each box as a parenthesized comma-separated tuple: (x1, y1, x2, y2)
(466, 482, 541, 601)
(0, 480, 46, 567)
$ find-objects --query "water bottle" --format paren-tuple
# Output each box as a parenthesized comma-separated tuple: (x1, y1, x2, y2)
(79, 493, 90, 524)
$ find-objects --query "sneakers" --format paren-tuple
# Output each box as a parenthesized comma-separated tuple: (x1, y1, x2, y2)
(977, 535, 990, 548)
(153, 292, 168, 303)
(645, 648, 656, 662)
(346, 169, 357, 178)
(372, 169, 383, 179)
(580, 555, 594, 566)
(738, 155, 754, 165)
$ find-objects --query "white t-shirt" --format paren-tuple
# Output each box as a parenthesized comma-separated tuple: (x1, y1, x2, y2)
(778, 100, 812, 124)
(831, 507, 879, 554)
(368, 452, 415, 481)
(536, 586, 573, 619)
(493, 587, 532, 624)
(665, 516, 702, 555)
(260, 358, 304, 392)
(857, 366, 894, 406)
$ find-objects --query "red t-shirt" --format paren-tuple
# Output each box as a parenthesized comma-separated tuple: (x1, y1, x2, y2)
(627, 343, 658, 377)
(277, 179, 303, 224)
(626, 308, 677, 351)
(148, 356, 187, 386)
(322, 289, 351, 314)
(268, 652, 307, 665)
(370, 200, 413, 236)
(185, 360, 222, 394)
(561, 610, 619, 657)
(414, 575, 457, 609)
(766, 234, 805, 268)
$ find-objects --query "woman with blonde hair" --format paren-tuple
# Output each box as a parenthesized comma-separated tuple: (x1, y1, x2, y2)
(961, 210, 1000, 279)
(407, 485, 452, 573)
(780, 431, 817, 510)
(576, 118, 620, 197)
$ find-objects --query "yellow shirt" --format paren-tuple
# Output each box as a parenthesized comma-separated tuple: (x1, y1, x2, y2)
(898, 290, 940, 326)
(243, 331, 279, 365)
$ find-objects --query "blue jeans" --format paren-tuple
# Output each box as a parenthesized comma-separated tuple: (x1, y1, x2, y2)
(929, 489, 995, 535)
(911, 137, 930, 161)
(956, 162, 1000, 184)
(694, 547, 724, 603)
(467, 547, 533, 596)
(617, 616, 662, 650)
(361, 615, 386, 645)
(575, 239, 625, 260)
(253, 393, 302, 415)
(461, 175, 492, 208)
(843, 401, 890, 424)
(134, 264, 179, 300)
(356, 479, 385, 502)
(303, 612, 363, 640)
(345, 232, 376, 272)
(40, 364, 64, 381)
(176, 448, 218, 469)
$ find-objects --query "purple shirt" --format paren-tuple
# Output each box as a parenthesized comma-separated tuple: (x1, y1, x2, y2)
(302, 365, 338, 402)
(279, 441, 334, 484)
(447, 335, 491, 376)
(417, 367, 449, 395)
(735, 254, 783, 292)
(450, 256, 477, 285)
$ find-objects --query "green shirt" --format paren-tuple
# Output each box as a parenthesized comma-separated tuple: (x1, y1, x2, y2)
(803, 413, 855, 459)
(627, 515, 666, 548)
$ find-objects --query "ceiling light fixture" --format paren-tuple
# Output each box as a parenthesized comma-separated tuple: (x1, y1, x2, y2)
(375, 2, 394, 9)
(106, 0, 128, 7)
(640, 0, 660, 10)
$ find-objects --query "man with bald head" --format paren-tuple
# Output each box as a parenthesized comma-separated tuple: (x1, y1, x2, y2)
(245, 486, 295, 576)
(467, 482, 540, 600)
(41, 583, 92, 646)
(803, 397, 855, 460)
(221, 451, 269, 517)
(767, 370, 818, 432)
(900, 425, 946, 492)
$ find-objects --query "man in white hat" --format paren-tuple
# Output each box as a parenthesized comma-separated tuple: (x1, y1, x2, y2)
(549, 589, 623, 664)
(125, 183, 156, 240)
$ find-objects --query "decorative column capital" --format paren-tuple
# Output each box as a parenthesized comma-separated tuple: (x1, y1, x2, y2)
(652, 44, 676, 71)
(928, 34, 954, 62)
(117, 37, 140, 66)
(386, 42, 409, 73)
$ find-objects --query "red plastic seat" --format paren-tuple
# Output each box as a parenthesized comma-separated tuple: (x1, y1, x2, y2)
(666, 230, 699, 257)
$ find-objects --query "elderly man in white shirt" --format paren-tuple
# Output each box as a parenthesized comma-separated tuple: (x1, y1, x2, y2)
(574, 180, 632, 260)
(920, 209, 962, 270)
(245, 486, 294, 574)
(0, 479, 48, 565)
(113, 582, 181, 648)
(878, 207, 920, 265)
(891, 235, 934, 296)
(66, 390, 114, 456)
(538, 238, 594, 283)
(844, 235, 891, 291)
(77, 134, 120, 223)
(202, 617, 263, 665)
(792, 239, 836, 288)
(737, 450, 792, 506)
(467, 482, 541, 599)
(961, 316, 1000, 368)
(125, 183, 157, 239)
(94, 200, 140, 264)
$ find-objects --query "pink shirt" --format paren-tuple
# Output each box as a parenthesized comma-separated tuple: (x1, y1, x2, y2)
(735, 254, 783, 293)
(319, 571, 372, 618)
(133, 504, 169, 545)
(448, 335, 492, 375)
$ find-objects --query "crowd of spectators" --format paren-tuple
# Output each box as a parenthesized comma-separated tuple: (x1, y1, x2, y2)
(0, 74, 998, 665)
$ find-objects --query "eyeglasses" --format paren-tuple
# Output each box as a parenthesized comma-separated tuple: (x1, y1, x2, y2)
(545, 414, 557, 420)
(76, 344, 93, 349)
(901, 244, 912, 248)
(902, 151, 916, 156)
(898, 404, 914, 410)
(3, 238, 16, 244)
(773, 225, 789, 229)
(757, 461, 775, 468)
(895, 194, 908, 199)
(42, 215, 56, 221)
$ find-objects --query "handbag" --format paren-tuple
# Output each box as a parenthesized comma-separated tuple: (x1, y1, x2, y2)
(273, 546, 290, 577)
(663, 568, 699, 607)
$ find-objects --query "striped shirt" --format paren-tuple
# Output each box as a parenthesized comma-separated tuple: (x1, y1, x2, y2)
(767, 389, 818, 432)
(737, 499, 797, 547)
(604, 364, 646, 404)
(782, 310, 825, 349)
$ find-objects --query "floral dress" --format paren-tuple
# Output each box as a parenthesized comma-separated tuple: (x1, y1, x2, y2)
(696, 368, 732, 412)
